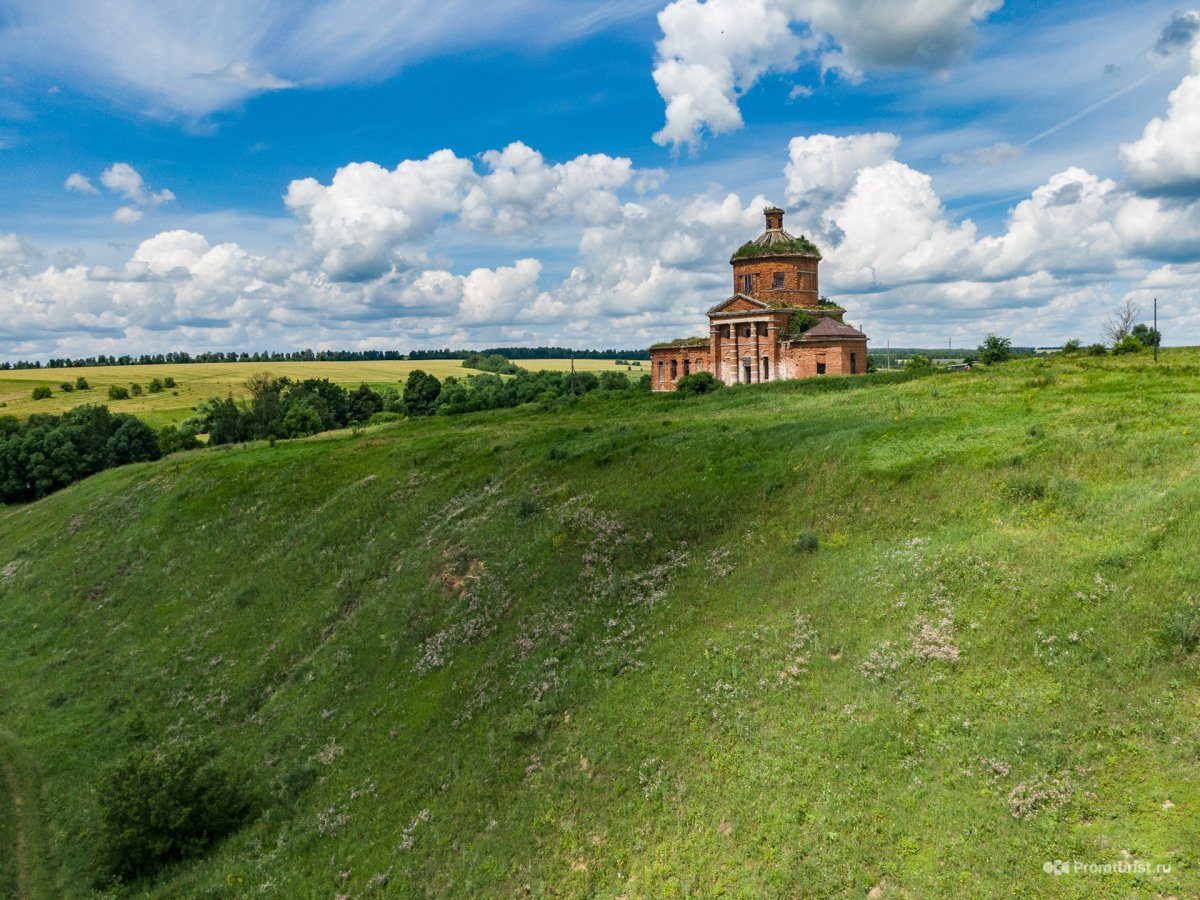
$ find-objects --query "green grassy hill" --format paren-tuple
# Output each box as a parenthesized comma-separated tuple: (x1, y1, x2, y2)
(1, 351, 1198, 897)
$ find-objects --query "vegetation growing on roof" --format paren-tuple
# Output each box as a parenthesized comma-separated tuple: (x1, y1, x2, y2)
(779, 310, 818, 341)
(650, 337, 709, 349)
(731, 235, 821, 259)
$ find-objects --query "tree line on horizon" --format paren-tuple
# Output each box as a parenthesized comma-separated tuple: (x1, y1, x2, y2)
(0, 346, 652, 370)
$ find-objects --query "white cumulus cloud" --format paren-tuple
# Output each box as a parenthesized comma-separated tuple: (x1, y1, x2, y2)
(652, 0, 1002, 147)
(1121, 33, 1200, 195)
(101, 163, 176, 207)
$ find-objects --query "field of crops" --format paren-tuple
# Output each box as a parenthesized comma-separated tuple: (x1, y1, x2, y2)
(0, 358, 641, 428)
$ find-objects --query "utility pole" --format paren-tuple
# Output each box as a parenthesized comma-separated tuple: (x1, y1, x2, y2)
(1154, 297, 1159, 362)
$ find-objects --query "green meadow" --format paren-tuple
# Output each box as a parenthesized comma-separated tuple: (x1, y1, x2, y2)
(0, 358, 641, 429)
(0, 350, 1198, 897)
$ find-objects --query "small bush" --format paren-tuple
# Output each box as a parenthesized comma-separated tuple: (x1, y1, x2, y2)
(1061, 338, 1082, 354)
(1003, 473, 1049, 502)
(163, 376, 176, 388)
(1165, 602, 1200, 653)
(107, 385, 131, 401)
(147, 378, 164, 393)
(60, 381, 75, 393)
(75, 376, 90, 390)
(1084, 343, 1108, 357)
(675, 372, 722, 395)
(599, 370, 631, 391)
(1111, 335, 1143, 355)
(796, 529, 819, 553)
(96, 742, 254, 881)
(977, 333, 1014, 365)
(129, 382, 144, 396)
(157, 424, 201, 455)
(905, 354, 931, 371)
(31, 385, 52, 400)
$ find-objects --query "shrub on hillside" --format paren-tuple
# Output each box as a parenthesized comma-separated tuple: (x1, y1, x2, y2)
(1131, 323, 1161, 349)
(31, 385, 52, 400)
(60, 381, 75, 393)
(403, 369, 442, 417)
(107, 416, 161, 464)
(1165, 602, 1200, 653)
(129, 383, 143, 396)
(1084, 343, 1108, 356)
(796, 528, 819, 553)
(1111, 335, 1144, 355)
(207, 396, 246, 444)
(157, 424, 201, 455)
(162, 376, 176, 388)
(1061, 339, 1082, 354)
(108, 385, 130, 401)
(599, 371, 632, 391)
(905, 354, 931, 371)
(75, 376, 90, 390)
(977, 333, 1014, 365)
(96, 743, 254, 882)
(347, 382, 384, 423)
(147, 378, 164, 393)
(282, 400, 324, 437)
(675, 372, 722, 395)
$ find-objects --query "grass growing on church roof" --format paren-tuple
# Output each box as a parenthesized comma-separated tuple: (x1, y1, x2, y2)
(731, 235, 822, 259)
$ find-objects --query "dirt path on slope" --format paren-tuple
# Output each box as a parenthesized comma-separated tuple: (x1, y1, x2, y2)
(0, 730, 46, 900)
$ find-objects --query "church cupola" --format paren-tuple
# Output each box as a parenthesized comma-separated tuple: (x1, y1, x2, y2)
(729, 206, 822, 308)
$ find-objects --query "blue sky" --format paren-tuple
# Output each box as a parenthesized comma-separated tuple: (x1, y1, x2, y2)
(2, 0, 1199, 358)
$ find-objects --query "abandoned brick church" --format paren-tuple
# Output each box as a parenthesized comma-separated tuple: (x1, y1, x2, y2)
(649, 207, 868, 391)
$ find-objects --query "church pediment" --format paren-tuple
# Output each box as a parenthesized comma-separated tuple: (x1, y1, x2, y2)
(705, 293, 770, 315)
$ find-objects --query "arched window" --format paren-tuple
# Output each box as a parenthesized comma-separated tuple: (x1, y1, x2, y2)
(743, 326, 752, 338)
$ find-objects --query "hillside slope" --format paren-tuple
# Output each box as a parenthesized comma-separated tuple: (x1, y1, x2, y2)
(1, 353, 1198, 897)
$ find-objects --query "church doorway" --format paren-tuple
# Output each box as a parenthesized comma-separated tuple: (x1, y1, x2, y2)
(742, 356, 752, 383)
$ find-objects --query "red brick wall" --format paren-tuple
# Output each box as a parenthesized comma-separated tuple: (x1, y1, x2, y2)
(649, 346, 712, 391)
(730, 256, 819, 307)
(777, 340, 866, 378)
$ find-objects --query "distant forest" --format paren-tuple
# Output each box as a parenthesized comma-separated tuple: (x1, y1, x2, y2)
(868, 346, 1042, 360)
(0, 346, 651, 369)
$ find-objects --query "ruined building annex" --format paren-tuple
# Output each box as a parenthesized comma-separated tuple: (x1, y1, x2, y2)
(649, 207, 868, 391)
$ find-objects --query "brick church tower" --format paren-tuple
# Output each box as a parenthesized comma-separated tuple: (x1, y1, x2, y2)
(648, 207, 868, 390)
